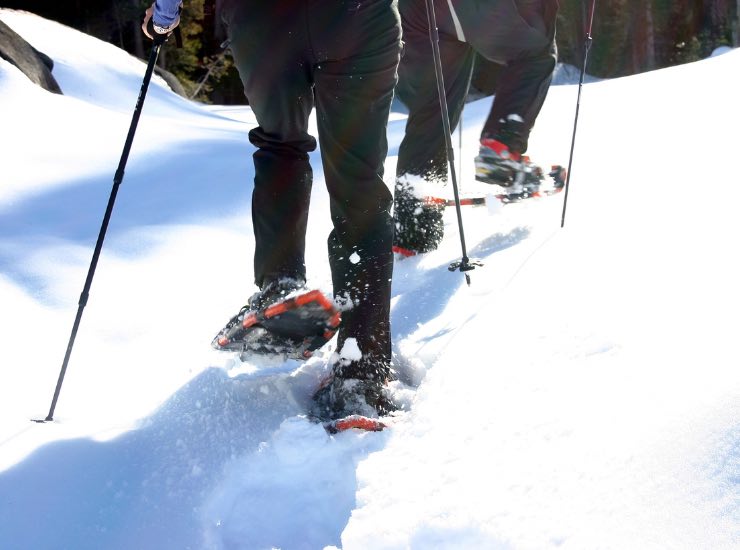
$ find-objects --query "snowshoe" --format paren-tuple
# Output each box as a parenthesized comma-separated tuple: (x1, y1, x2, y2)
(474, 138, 526, 186)
(411, 163, 564, 216)
(422, 196, 487, 207)
(309, 373, 395, 433)
(494, 164, 566, 203)
(392, 244, 419, 257)
(211, 289, 341, 361)
(393, 175, 445, 256)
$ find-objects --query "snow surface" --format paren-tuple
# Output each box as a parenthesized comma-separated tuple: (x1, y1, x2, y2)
(1, 9, 739, 550)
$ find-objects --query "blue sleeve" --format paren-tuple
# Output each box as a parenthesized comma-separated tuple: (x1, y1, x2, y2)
(153, 0, 182, 27)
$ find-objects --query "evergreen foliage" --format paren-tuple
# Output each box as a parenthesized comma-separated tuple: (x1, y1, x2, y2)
(555, 0, 739, 77)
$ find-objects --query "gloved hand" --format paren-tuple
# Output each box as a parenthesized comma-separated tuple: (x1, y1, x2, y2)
(141, 2, 180, 45)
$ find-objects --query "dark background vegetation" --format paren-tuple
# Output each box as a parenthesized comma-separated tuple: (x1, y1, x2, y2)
(3, 0, 739, 104)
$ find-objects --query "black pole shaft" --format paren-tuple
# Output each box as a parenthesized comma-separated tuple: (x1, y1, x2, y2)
(42, 44, 161, 422)
(560, 0, 596, 228)
(458, 105, 463, 189)
(424, 0, 475, 284)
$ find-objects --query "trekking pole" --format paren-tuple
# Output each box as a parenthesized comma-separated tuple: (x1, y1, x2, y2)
(458, 104, 464, 192)
(37, 44, 162, 423)
(560, 0, 596, 228)
(424, 0, 481, 285)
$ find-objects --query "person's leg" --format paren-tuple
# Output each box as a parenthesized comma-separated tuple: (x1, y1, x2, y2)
(481, 51, 556, 153)
(393, 0, 475, 253)
(474, 39, 555, 186)
(470, 0, 558, 153)
(223, 1, 316, 289)
(309, 0, 402, 381)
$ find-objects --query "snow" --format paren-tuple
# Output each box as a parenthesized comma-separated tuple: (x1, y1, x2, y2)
(1, 8, 739, 550)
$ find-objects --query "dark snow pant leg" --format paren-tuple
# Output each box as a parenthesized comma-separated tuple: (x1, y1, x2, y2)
(310, 3, 402, 375)
(395, 6, 475, 180)
(481, 45, 556, 153)
(224, 3, 316, 288)
(248, 134, 313, 288)
(393, 8, 474, 252)
(474, 0, 558, 153)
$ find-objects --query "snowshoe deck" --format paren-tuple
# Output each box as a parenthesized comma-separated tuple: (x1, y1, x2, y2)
(323, 414, 388, 434)
(422, 196, 487, 207)
(212, 290, 341, 361)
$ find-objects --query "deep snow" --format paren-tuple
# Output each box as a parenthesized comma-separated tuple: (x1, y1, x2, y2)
(0, 9, 738, 550)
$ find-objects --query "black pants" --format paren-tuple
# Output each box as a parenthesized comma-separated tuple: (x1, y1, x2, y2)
(394, 0, 557, 251)
(222, 0, 402, 371)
